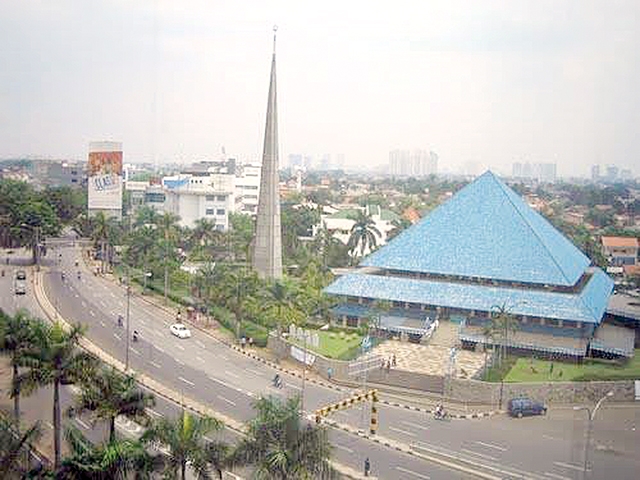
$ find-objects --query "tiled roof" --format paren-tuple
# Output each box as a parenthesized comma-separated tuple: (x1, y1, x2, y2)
(361, 171, 590, 286)
(601, 236, 638, 248)
(324, 268, 613, 324)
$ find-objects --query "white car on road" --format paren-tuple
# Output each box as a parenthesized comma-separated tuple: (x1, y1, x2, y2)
(169, 323, 192, 339)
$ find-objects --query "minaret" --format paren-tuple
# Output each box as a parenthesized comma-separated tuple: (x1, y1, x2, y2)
(252, 26, 283, 279)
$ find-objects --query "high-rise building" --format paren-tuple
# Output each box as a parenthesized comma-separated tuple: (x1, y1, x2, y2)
(591, 165, 600, 182)
(511, 162, 556, 182)
(389, 149, 438, 177)
(252, 29, 283, 279)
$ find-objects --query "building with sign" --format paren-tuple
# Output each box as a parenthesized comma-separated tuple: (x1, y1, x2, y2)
(325, 171, 631, 359)
(87, 141, 123, 219)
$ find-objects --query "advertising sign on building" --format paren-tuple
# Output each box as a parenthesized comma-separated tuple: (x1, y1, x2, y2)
(88, 142, 123, 215)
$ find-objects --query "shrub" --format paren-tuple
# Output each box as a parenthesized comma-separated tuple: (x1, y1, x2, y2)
(241, 321, 269, 347)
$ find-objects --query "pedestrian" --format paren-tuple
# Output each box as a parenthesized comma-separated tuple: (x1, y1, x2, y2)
(386, 360, 391, 373)
(381, 359, 385, 370)
(248, 337, 254, 348)
(392, 353, 397, 367)
(176, 310, 182, 323)
(364, 457, 371, 477)
(327, 366, 333, 380)
(241, 336, 246, 349)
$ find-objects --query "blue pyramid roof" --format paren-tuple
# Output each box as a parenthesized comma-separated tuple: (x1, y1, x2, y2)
(361, 171, 590, 286)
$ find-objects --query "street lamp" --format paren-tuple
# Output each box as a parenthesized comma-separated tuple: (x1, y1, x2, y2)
(573, 390, 614, 480)
(490, 301, 528, 409)
(124, 270, 152, 371)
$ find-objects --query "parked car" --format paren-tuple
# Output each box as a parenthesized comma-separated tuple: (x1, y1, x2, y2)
(169, 323, 192, 339)
(508, 397, 547, 418)
(15, 270, 27, 280)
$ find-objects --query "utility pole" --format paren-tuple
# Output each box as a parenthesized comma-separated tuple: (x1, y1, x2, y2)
(574, 391, 613, 480)
(125, 274, 131, 371)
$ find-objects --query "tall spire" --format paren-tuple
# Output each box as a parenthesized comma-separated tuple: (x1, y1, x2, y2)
(252, 26, 283, 279)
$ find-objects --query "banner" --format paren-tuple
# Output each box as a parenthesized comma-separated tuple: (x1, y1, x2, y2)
(88, 144, 123, 211)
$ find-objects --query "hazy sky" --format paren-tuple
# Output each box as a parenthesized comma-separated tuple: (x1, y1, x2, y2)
(1, 1, 638, 176)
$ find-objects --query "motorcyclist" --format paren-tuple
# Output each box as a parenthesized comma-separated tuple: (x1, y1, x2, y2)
(273, 373, 281, 388)
(132, 330, 139, 342)
(61, 271, 66, 281)
(117, 315, 123, 327)
(435, 404, 445, 419)
(77, 271, 81, 280)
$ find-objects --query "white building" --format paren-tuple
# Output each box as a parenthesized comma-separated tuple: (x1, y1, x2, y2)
(163, 172, 235, 230)
(234, 163, 261, 215)
(389, 149, 438, 177)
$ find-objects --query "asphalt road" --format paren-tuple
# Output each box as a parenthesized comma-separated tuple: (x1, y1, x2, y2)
(3, 242, 640, 480)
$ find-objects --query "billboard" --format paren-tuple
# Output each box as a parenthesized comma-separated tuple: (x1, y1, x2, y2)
(88, 142, 123, 212)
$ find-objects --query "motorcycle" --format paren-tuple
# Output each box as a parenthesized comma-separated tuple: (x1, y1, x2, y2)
(434, 409, 449, 421)
(273, 376, 283, 389)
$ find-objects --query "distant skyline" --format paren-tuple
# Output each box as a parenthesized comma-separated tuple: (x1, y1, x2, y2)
(1, 1, 638, 177)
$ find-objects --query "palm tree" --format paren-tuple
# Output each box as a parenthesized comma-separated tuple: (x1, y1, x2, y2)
(0, 309, 39, 427)
(262, 281, 305, 333)
(489, 305, 520, 369)
(189, 219, 224, 260)
(347, 211, 381, 259)
(141, 410, 224, 480)
(58, 424, 156, 480)
(90, 212, 114, 273)
(157, 213, 181, 304)
(232, 396, 337, 480)
(19, 322, 97, 469)
(0, 416, 42, 479)
(73, 366, 155, 443)
(133, 206, 160, 230)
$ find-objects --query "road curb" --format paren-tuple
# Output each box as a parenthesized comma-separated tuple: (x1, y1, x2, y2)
(32, 267, 379, 480)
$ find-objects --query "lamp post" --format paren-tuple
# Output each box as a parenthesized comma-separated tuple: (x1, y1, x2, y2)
(490, 301, 527, 409)
(124, 270, 152, 371)
(574, 391, 614, 480)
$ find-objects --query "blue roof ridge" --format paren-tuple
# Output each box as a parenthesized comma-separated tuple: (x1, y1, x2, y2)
(490, 173, 573, 285)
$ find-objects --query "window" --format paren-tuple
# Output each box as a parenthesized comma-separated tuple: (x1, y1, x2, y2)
(216, 224, 225, 231)
(205, 195, 215, 202)
(216, 208, 225, 215)
(206, 208, 214, 215)
(245, 185, 258, 190)
(216, 195, 226, 201)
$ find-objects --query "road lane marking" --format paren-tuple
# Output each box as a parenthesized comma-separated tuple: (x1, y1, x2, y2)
(150, 361, 161, 369)
(219, 354, 228, 361)
(287, 384, 302, 391)
(74, 293, 79, 298)
(139, 318, 147, 325)
(76, 418, 91, 430)
(175, 359, 184, 366)
(475, 441, 507, 452)
(389, 426, 416, 437)
(246, 368, 264, 377)
(334, 444, 354, 453)
(89, 310, 95, 317)
(178, 376, 194, 386)
(196, 356, 205, 363)
(114, 333, 122, 341)
(461, 448, 497, 462)
(99, 320, 105, 327)
(553, 462, 583, 472)
(146, 408, 162, 418)
(175, 344, 185, 351)
(81, 301, 87, 308)
(396, 466, 430, 479)
(225, 370, 239, 378)
(401, 420, 428, 431)
(544, 473, 572, 480)
(155, 346, 166, 353)
(196, 340, 205, 349)
(110, 292, 116, 298)
(130, 347, 141, 356)
(217, 395, 236, 406)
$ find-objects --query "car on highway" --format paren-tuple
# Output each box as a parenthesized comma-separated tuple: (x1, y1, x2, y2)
(169, 323, 192, 339)
(508, 397, 547, 418)
(14, 270, 27, 295)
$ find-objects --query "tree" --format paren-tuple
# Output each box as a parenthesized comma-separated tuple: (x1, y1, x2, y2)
(489, 305, 520, 369)
(141, 410, 224, 480)
(90, 212, 111, 274)
(157, 213, 181, 304)
(262, 281, 305, 332)
(72, 366, 155, 443)
(0, 309, 39, 428)
(347, 211, 381, 259)
(133, 206, 160, 230)
(19, 322, 97, 469)
(232, 396, 337, 480)
(189, 219, 225, 261)
(58, 424, 156, 480)
(0, 416, 42, 479)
